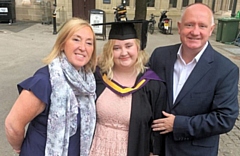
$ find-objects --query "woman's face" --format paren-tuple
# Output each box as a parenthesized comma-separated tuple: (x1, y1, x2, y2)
(113, 39, 138, 70)
(63, 26, 94, 70)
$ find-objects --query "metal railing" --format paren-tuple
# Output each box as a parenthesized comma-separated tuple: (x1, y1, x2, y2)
(40, 1, 52, 25)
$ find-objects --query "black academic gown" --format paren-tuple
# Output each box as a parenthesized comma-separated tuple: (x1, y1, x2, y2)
(94, 69, 167, 156)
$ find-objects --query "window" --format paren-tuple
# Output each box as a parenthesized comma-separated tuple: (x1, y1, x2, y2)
(195, 0, 202, 3)
(229, 0, 233, 10)
(122, 0, 129, 6)
(103, 0, 111, 4)
(220, 0, 224, 10)
(182, 0, 189, 7)
(169, 0, 177, 8)
(147, 0, 155, 7)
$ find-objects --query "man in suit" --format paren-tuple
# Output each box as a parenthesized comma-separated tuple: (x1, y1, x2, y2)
(149, 3, 239, 156)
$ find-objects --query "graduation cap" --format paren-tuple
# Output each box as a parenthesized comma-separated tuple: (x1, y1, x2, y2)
(92, 20, 149, 50)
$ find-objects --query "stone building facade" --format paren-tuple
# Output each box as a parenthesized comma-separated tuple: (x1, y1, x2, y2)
(13, 0, 240, 29)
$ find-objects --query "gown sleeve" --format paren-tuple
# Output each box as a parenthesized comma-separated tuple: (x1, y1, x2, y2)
(148, 72, 167, 155)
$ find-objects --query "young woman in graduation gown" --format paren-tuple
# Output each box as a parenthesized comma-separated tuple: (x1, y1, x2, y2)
(89, 21, 167, 156)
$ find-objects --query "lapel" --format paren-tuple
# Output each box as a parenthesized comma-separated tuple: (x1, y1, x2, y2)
(165, 45, 179, 108)
(172, 43, 214, 108)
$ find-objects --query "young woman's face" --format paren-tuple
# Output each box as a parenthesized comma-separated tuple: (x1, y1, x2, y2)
(63, 26, 94, 70)
(113, 39, 138, 70)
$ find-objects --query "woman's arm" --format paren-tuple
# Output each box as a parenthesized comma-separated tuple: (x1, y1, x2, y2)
(5, 90, 45, 153)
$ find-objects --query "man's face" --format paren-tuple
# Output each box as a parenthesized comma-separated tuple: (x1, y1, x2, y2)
(178, 4, 215, 54)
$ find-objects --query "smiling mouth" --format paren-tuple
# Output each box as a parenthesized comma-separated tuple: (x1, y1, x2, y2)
(75, 53, 85, 57)
(120, 57, 130, 61)
(188, 37, 201, 40)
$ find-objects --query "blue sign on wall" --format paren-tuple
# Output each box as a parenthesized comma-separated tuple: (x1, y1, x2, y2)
(103, 0, 111, 4)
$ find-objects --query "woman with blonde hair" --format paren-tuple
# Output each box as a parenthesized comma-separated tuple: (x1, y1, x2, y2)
(5, 17, 97, 156)
(90, 21, 167, 156)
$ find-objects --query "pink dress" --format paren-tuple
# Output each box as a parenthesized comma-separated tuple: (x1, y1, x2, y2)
(89, 88, 132, 156)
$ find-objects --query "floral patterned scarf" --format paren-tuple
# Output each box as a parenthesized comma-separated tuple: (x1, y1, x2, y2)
(45, 53, 96, 156)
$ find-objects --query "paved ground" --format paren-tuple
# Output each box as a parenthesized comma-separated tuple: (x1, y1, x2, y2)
(0, 22, 239, 155)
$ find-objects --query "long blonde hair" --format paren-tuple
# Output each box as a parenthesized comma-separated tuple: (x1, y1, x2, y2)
(43, 17, 97, 71)
(98, 39, 149, 79)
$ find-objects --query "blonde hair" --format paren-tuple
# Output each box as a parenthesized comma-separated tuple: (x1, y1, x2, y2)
(98, 39, 149, 79)
(43, 17, 97, 71)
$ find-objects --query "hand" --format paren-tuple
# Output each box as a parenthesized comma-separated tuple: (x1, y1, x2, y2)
(152, 111, 175, 134)
(149, 152, 159, 156)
